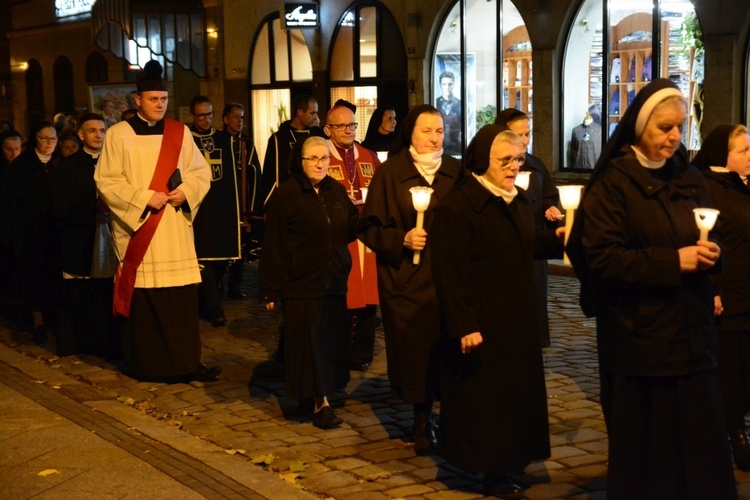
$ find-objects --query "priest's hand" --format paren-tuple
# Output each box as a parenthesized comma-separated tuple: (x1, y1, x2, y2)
(147, 191, 169, 210)
(460, 332, 483, 354)
(168, 189, 186, 207)
(265, 302, 275, 311)
(545, 206, 563, 221)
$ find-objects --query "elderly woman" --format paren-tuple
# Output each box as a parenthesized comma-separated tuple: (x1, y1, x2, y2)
(358, 104, 463, 454)
(693, 124, 750, 471)
(2, 121, 61, 344)
(567, 79, 737, 499)
(259, 136, 358, 429)
(431, 126, 563, 497)
(495, 109, 561, 347)
(362, 106, 397, 155)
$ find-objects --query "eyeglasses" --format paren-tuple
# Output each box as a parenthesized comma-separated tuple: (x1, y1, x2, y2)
(302, 155, 331, 166)
(490, 154, 526, 170)
(327, 123, 358, 131)
(36, 136, 57, 143)
(195, 112, 214, 119)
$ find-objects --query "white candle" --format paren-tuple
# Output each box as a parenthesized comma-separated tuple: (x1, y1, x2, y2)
(515, 171, 531, 191)
(558, 185, 584, 264)
(409, 186, 434, 265)
(693, 208, 720, 242)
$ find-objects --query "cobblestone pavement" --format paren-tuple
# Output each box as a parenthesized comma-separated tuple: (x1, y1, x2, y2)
(2, 263, 750, 499)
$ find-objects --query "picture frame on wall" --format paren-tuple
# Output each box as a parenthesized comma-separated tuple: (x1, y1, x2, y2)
(434, 53, 476, 158)
(87, 83, 138, 120)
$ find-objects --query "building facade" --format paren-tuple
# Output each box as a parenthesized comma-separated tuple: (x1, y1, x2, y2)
(4, 0, 750, 177)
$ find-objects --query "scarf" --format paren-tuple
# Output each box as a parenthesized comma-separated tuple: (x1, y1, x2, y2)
(409, 145, 442, 185)
(473, 172, 517, 205)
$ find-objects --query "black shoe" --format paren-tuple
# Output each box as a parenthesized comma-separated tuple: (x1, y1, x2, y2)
(483, 474, 527, 498)
(350, 360, 371, 371)
(413, 412, 437, 455)
(186, 364, 222, 383)
(228, 290, 247, 300)
(211, 315, 227, 327)
(312, 405, 343, 429)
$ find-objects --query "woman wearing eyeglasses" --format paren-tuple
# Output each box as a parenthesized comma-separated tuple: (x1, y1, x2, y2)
(566, 79, 736, 499)
(358, 104, 464, 455)
(431, 126, 564, 497)
(1, 121, 61, 344)
(259, 136, 358, 429)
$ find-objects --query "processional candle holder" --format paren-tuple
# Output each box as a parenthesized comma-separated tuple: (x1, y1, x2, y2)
(693, 208, 720, 242)
(558, 185, 584, 265)
(514, 171, 531, 191)
(409, 186, 434, 265)
(360, 187, 368, 203)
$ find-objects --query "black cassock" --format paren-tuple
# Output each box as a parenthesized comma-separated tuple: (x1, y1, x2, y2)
(191, 127, 241, 260)
(431, 175, 562, 474)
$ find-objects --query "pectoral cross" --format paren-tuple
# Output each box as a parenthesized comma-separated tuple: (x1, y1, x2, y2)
(347, 180, 358, 200)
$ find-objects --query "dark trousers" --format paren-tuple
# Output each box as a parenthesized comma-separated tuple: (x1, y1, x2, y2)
(198, 261, 224, 320)
(717, 329, 750, 431)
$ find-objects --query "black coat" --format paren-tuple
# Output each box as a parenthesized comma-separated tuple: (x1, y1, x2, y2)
(522, 153, 560, 346)
(259, 173, 357, 302)
(49, 148, 98, 276)
(580, 149, 719, 376)
(431, 174, 562, 473)
(358, 148, 463, 402)
(702, 169, 750, 331)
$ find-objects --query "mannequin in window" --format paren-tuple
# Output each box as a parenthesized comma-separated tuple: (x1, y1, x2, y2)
(569, 111, 601, 170)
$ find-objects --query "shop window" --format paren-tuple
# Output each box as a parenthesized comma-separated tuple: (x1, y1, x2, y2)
(249, 14, 313, 162)
(561, 0, 702, 171)
(54, 57, 75, 114)
(85, 53, 109, 83)
(433, 0, 525, 158)
(328, 2, 408, 142)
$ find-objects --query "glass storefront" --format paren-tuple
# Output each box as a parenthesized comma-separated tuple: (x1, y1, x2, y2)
(433, 0, 526, 158)
(561, 0, 701, 171)
(249, 15, 313, 163)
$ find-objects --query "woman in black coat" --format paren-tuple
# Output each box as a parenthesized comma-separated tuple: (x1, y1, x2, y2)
(566, 79, 737, 499)
(358, 105, 463, 454)
(693, 124, 750, 471)
(431, 126, 563, 497)
(2, 121, 61, 343)
(495, 109, 561, 347)
(259, 136, 358, 429)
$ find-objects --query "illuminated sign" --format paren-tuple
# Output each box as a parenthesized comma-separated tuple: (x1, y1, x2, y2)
(283, 3, 319, 29)
(56, 0, 93, 18)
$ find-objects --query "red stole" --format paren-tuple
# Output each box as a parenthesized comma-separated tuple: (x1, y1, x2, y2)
(112, 119, 184, 317)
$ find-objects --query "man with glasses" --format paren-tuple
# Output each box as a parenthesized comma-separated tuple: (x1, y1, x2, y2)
(95, 61, 219, 383)
(188, 95, 243, 326)
(325, 99, 381, 372)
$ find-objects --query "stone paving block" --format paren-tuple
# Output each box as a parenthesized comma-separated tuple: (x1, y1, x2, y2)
(385, 483, 436, 497)
(325, 457, 371, 471)
(423, 489, 485, 499)
(558, 452, 607, 468)
(524, 482, 587, 499)
(567, 463, 609, 480)
(298, 470, 359, 491)
(327, 481, 388, 498)
(361, 446, 415, 463)
(321, 435, 368, 448)
(560, 427, 608, 443)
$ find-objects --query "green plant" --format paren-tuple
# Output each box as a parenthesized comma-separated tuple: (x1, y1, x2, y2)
(476, 104, 497, 130)
(679, 12, 704, 59)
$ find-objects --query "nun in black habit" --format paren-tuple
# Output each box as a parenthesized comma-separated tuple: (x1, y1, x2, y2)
(693, 124, 750, 471)
(357, 104, 463, 454)
(431, 125, 563, 497)
(566, 79, 737, 499)
(495, 109, 561, 347)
